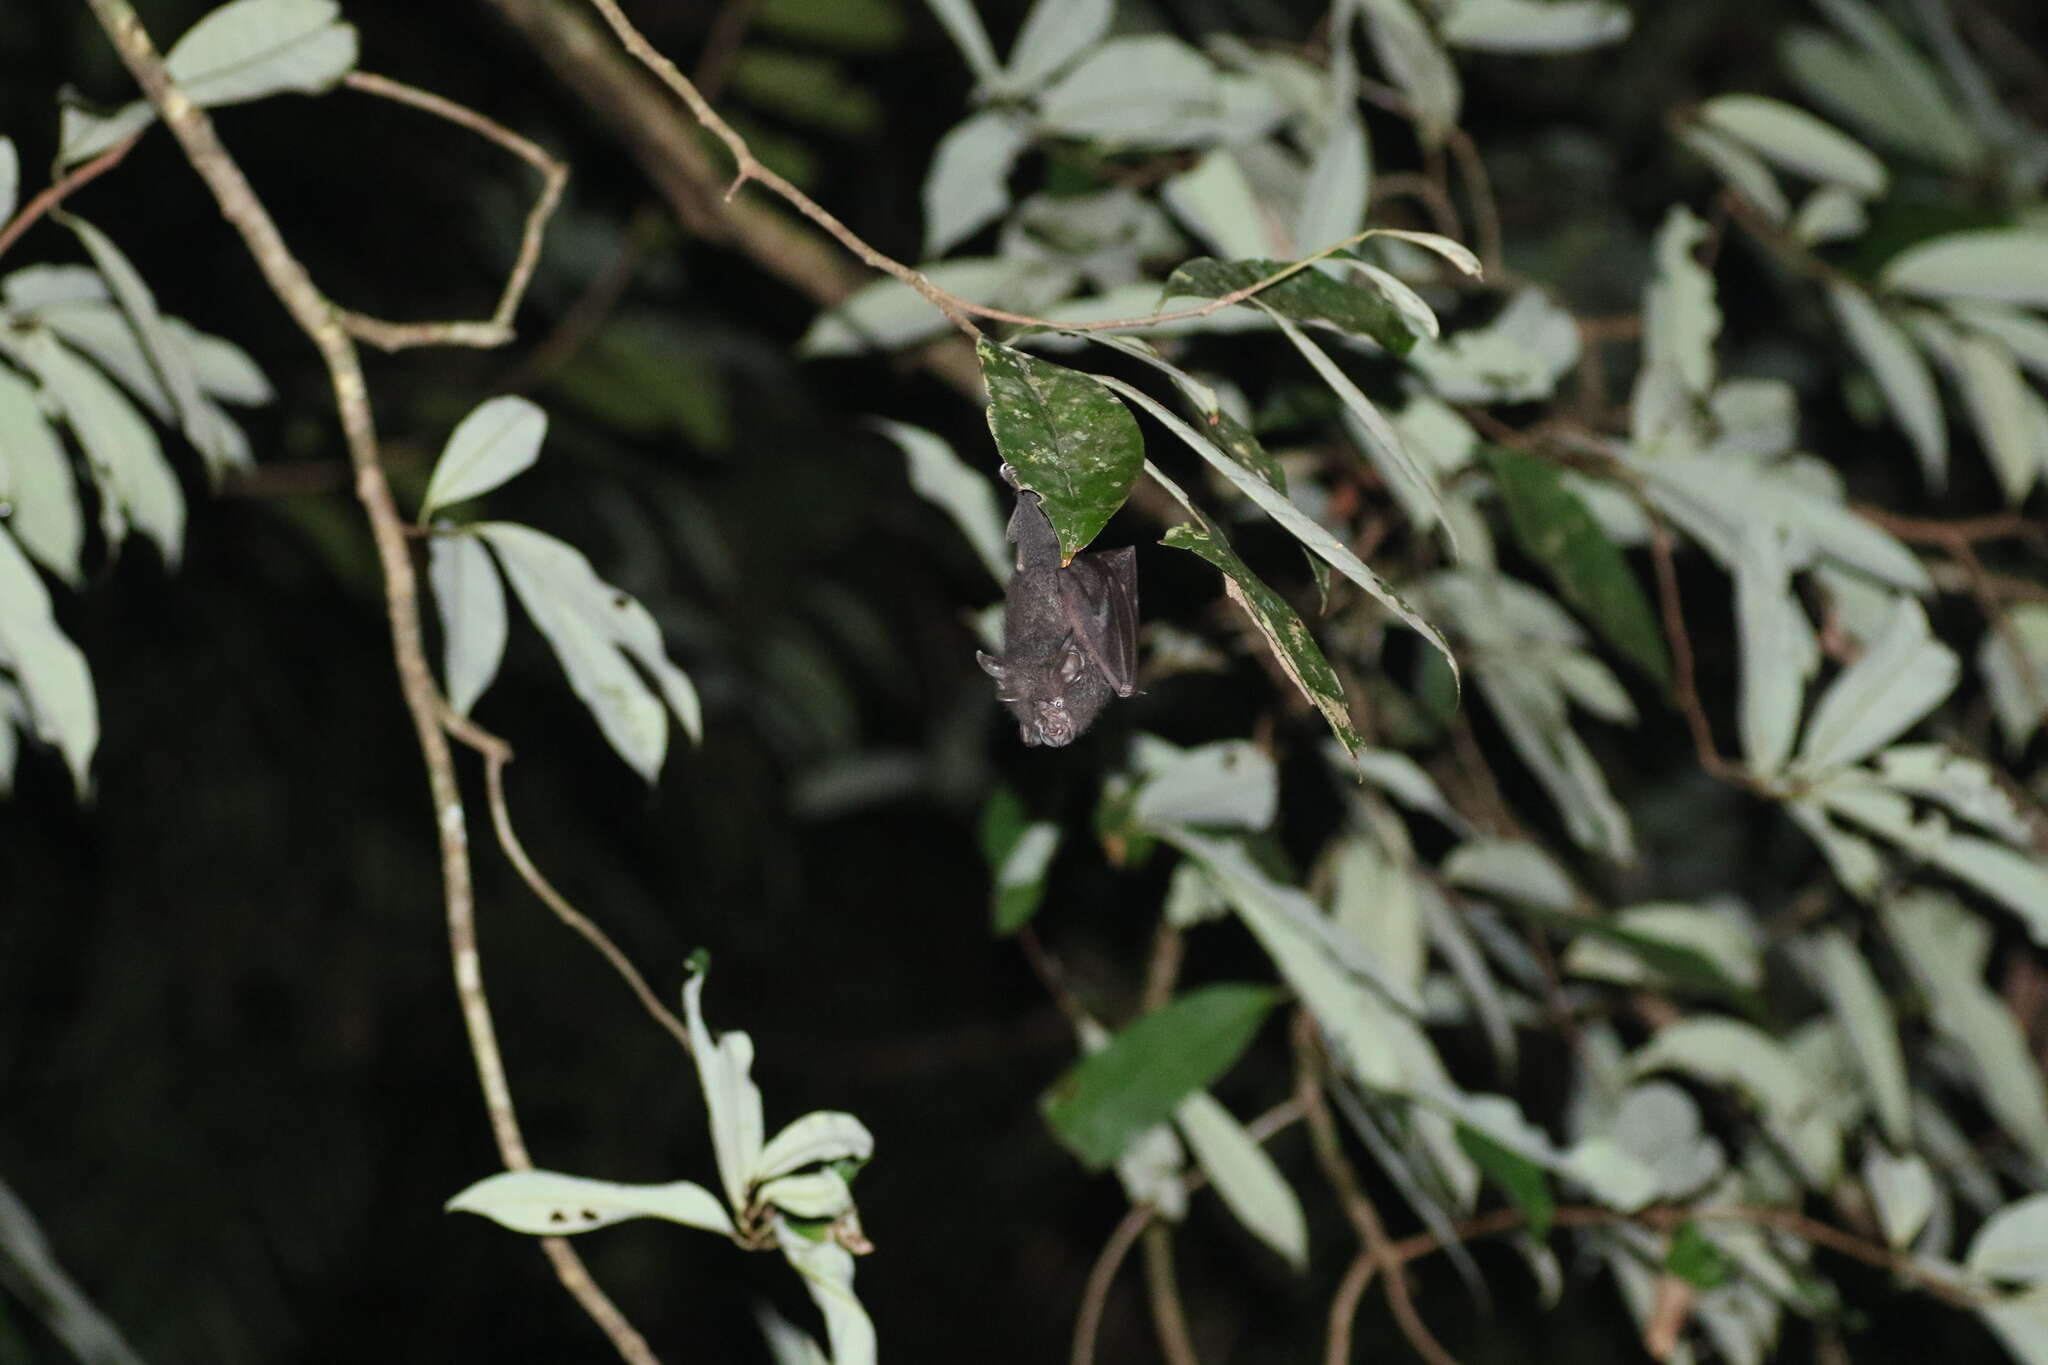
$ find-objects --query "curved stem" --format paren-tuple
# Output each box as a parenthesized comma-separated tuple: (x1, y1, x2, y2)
(0, 132, 140, 263)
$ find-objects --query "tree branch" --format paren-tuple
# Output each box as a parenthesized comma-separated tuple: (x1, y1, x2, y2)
(0, 131, 141, 263)
(75, 5, 654, 1360)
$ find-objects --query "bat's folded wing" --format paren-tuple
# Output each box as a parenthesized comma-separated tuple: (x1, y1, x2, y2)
(1061, 547, 1139, 697)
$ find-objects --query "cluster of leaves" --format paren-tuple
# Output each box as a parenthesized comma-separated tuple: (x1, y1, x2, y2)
(838, 0, 2048, 1361)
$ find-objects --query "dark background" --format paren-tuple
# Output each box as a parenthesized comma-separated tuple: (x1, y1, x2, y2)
(1, 0, 2042, 1361)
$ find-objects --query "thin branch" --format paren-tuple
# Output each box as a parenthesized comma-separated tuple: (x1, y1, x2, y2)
(494, 203, 663, 395)
(1072, 1204, 1154, 1365)
(0, 132, 141, 263)
(1141, 1224, 1201, 1365)
(1324, 1249, 1379, 1365)
(75, 6, 654, 1361)
(469, 717, 693, 1056)
(1293, 1012, 1460, 1365)
(581, 0, 1473, 342)
(1647, 510, 1762, 792)
(335, 69, 568, 351)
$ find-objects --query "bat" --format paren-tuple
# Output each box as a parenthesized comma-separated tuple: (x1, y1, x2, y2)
(977, 465, 1138, 747)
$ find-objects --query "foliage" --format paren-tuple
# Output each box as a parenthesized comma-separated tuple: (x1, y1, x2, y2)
(7, 0, 2048, 1362)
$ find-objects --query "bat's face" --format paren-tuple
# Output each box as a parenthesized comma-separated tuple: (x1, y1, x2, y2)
(978, 642, 1105, 747)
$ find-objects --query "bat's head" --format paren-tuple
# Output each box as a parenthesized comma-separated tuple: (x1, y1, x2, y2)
(977, 642, 1093, 747)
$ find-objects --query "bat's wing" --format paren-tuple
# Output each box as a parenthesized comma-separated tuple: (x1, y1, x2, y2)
(1061, 546, 1139, 697)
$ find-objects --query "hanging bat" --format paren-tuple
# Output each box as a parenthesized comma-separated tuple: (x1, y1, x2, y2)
(977, 465, 1138, 747)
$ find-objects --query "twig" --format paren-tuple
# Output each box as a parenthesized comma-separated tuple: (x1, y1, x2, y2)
(465, 715, 693, 1056)
(1072, 1204, 1153, 1365)
(1016, 925, 1095, 1034)
(334, 70, 568, 351)
(1141, 1224, 1201, 1365)
(0, 132, 141, 263)
(1293, 1012, 1460, 1365)
(1855, 507, 2048, 547)
(583, 0, 1471, 342)
(76, 6, 655, 1362)
(1646, 510, 1759, 791)
(1324, 1248, 1379, 1365)
(494, 203, 664, 395)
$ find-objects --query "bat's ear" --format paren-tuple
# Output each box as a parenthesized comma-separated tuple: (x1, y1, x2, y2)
(976, 650, 1006, 680)
(1057, 640, 1090, 683)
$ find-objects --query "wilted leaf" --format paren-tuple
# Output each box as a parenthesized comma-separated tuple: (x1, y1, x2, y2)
(445, 1170, 735, 1237)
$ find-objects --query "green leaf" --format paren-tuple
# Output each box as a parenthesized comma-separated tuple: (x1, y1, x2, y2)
(1972, 1195, 2048, 1286)
(1827, 283, 1946, 489)
(422, 396, 546, 519)
(1129, 736, 1280, 831)
(1160, 516, 1365, 758)
(1696, 95, 1887, 197)
(1979, 604, 2048, 751)
(1296, 114, 1370, 255)
(0, 530, 97, 794)
(1409, 288, 1578, 405)
(1864, 1148, 1934, 1249)
(1883, 230, 2048, 308)
(1041, 983, 1283, 1170)
(476, 522, 701, 779)
(1161, 152, 1276, 261)
(1955, 332, 2041, 503)
(1664, 1222, 1735, 1289)
(1781, 8, 1979, 170)
(1677, 124, 1789, 224)
(62, 0, 359, 164)
(978, 340, 1142, 560)
(1483, 446, 1668, 687)
(1093, 376, 1459, 690)
(1174, 1092, 1308, 1268)
(1456, 1125, 1553, 1240)
(1355, 0, 1461, 147)
(0, 363, 85, 583)
(428, 534, 508, 717)
(1164, 257, 1419, 355)
(446, 1170, 734, 1237)
(773, 1219, 877, 1365)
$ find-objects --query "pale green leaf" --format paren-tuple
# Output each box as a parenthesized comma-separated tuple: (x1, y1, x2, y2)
(428, 534, 508, 717)
(756, 1170, 854, 1220)
(0, 530, 97, 794)
(0, 363, 84, 583)
(1001, 0, 1112, 92)
(1792, 185, 1868, 245)
(477, 522, 700, 779)
(1974, 1196, 2048, 1285)
(1796, 598, 1957, 772)
(1366, 228, 1484, 280)
(922, 111, 1032, 257)
(1355, 0, 1461, 146)
(1677, 125, 1788, 223)
(63, 0, 359, 164)
(1955, 332, 2040, 503)
(1827, 283, 1946, 489)
(774, 1220, 877, 1365)
(1038, 36, 1218, 146)
(684, 968, 766, 1214)
(423, 396, 546, 519)
(1296, 113, 1370, 255)
(445, 1170, 735, 1237)
(1631, 1018, 1840, 1187)
(1131, 738, 1278, 831)
(1808, 930, 1910, 1147)
(1443, 838, 1575, 912)
(62, 218, 212, 463)
(1733, 524, 1815, 774)
(756, 1112, 875, 1184)
(1161, 151, 1278, 260)
(869, 418, 1010, 583)
(1864, 1148, 1934, 1249)
(920, 0, 1000, 82)
(1174, 1091, 1307, 1269)
(1979, 605, 2048, 751)
(1782, 6, 1979, 169)
(1884, 230, 2048, 308)
(1440, 0, 1630, 53)
(1633, 207, 1720, 455)
(1697, 95, 1887, 196)
(20, 331, 183, 562)
(799, 258, 1061, 356)
(1411, 288, 1578, 405)
(0, 138, 16, 225)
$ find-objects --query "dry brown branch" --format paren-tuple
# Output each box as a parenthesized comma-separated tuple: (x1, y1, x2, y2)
(1072, 1204, 1154, 1365)
(0, 132, 141, 262)
(335, 69, 568, 350)
(1324, 1248, 1379, 1365)
(1141, 1223, 1201, 1365)
(76, 6, 654, 1360)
